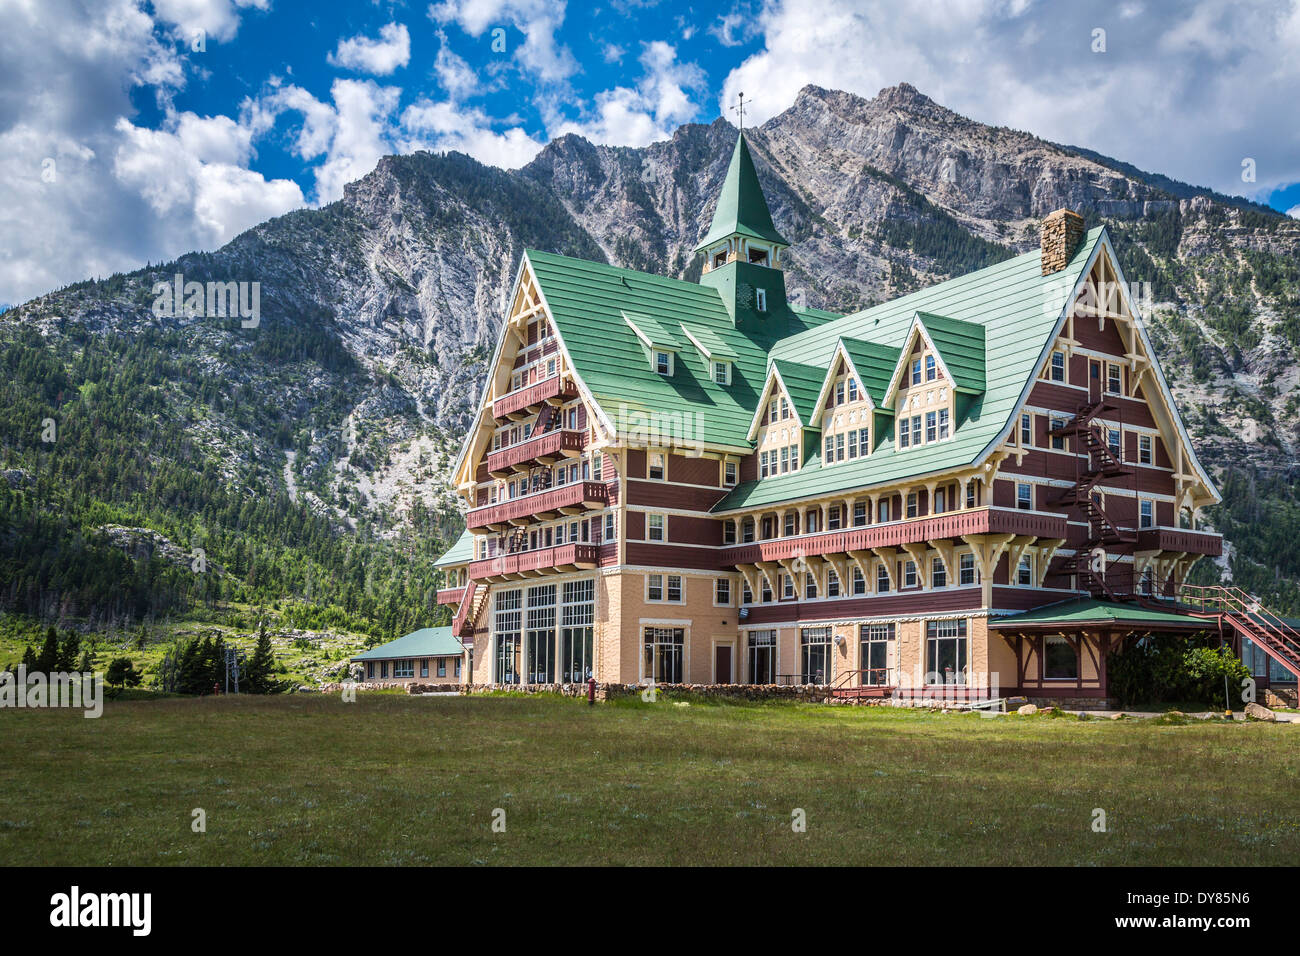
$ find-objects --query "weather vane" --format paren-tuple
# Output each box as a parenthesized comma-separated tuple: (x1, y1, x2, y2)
(730, 92, 748, 130)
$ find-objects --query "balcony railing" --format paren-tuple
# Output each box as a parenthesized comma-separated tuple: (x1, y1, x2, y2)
(1135, 526, 1222, 557)
(721, 507, 1067, 566)
(470, 543, 599, 580)
(492, 376, 578, 419)
(486, 429, 585, 475)
(466, 481, 608, 530)
(436, 587, 465, 606)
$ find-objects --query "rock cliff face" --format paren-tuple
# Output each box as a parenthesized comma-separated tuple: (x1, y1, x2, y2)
(4, 83, 1298, 584)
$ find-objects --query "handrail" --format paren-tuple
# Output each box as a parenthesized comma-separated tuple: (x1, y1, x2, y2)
(829, 667, 895, 690)
(1179, 584, 1300, 664)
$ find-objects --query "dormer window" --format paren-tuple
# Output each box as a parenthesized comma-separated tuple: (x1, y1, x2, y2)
(712, 361, 730, 385)
(749, 247, 769, 266)
(925, 355, 937, 381)
(655, 351, 672, 375)
(911, 359, 922, 386)
(756, 288, 767, 311)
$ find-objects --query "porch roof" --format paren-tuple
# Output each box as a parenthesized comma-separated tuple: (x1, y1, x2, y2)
(991, 598, 1213, 632)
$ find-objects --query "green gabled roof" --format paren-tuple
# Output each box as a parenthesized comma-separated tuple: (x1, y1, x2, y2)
(527, 250, 802, 449)
(990, 598, 1212, 630)
(840, 336, 901, 405)
(434, 528, 474, 568)
(351, 627, 464, 661)
(712, 227, 1104, 513)
(772, 359, 824, 426)
(623, 311, 684, 351)
(914, 311, 986, 393)
(694, 133, 790, 253)
(681, 323, 739, 361)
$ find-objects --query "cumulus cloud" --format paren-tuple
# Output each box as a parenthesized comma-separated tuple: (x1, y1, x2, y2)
(328, 22, 412, 76)
(720, 0, 1300, 200)
(0, 0, 295, 304)
(151, 0, 269, 44)
(550, 41, 705, 147)
(428, 0, 577, 84)
(1289, 204, 1300, 219)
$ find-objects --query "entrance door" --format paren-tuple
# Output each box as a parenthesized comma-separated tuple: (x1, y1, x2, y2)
(714, 644, 733, 684)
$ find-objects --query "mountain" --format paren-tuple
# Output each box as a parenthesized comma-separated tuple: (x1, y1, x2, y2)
(3, 82, 1300, 649)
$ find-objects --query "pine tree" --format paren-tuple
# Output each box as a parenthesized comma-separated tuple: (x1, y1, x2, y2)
(20, 645, 37, 672)
(56, 632, 80, 672)
(243, 621, 281, 694)
(35, 627, 60, 673)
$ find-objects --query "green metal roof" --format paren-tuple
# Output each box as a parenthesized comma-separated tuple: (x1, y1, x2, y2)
(527, 249, 825, 450)
(710, 227, 1104, 513)
(433, 528, 474, 568)
(351, 627, 464, 661)
(623, 311, 684, 351)
(990, 598, 1213, 630)
(681, 323, 739, 361)
(694, 133, 790, 253)
(840, 336, 901, 406)
(772, 359, 825, 426)
(913, 311, 987, 393)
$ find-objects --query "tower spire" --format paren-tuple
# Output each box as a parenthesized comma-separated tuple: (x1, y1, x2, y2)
(693, 131, 789, 257)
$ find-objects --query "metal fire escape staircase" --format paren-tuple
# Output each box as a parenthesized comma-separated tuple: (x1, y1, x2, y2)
(1049, 399, 1137, 600)
(1179, 585, 1300, 684)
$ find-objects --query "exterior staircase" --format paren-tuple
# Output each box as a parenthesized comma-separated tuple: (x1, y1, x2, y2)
(1178, 585, 1300, 683)
(453, 578, 487, 640)
(1049, 400, 1136, 599)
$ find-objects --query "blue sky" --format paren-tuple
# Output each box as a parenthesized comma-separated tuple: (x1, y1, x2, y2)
(2, 0, 1299, 304)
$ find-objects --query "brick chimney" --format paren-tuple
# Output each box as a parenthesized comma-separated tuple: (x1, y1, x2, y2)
(1040, 209, 1086, 275)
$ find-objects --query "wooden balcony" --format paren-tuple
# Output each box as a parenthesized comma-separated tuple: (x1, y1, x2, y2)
(721, 507, 1068, 566)
(492, 376, 579, 420)
(466, 481, 608, 531)
(1136, 526, 1222, 557)
(470, 543, 599, 581)
(436, 586, 465, 606)
(486, 429, 585, 476)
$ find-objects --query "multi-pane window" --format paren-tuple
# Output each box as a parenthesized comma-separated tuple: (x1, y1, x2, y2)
(827, 568, 840, 597)
(648, 513, 665, 541)
(649, 453, 666, 480)
(724, 460, 738, 486)
(655, 351, 671, 375)
(562, 580, 594, 683)
(1107, 428, 1121, 458)
(741, 580, 753, 604)
(911, 358, 922, 385)
(805, 572, 818, 599)
(932, 557, 947, 588)
(1017, 482, 1033, 510)
(1050, 416, 1066, 450)
(393, 660, 414, 678)
(713, 361, 729, 385)
(643, 627, 684, 684)
(783, 573, 795, 600)
(748, 630, 776, 684)
(907, 492, 919, 518)
(715, 578, 731, 605)
(911, 416, 922, 447)
(1139, 499, 1154, 529)
(1139, 435, 1153, 464)
(1107, 363, 1122, 394)
(604, 512, 615, 542)
(760, 450, 769, 478)
(1050, 351, 1065, 382)
(723, 520, 737, 544)
(853, 501, 867, 526)
(493, 589, 522, 685)
(877, 564, 891, 593)
(526, 585, 556, 684)
(1021, 413, 1033, 446)
(926, 411, 937, 443)
(926, 619, 968, 685)
(903, 560, 918, 588)
(938, 408, 950, 440)
(1017, 554, 1033, 586)
(647, 574, 664, 601)
(852, 566, 866, 595)
(860, 623, 894, 686)
(666, 575, 683, 602)
(959, 553, 976, 585)
(800, 627, 833, 685)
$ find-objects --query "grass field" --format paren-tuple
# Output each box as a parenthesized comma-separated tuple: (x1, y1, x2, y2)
(3, 693, 1298, 866)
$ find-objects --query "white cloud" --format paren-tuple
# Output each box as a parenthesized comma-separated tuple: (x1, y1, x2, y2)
(328, 22, 412, 76)
(151, 0, 269, 44)
(720, 0, 1300, 200)
(1289, 203, 1300, 219)
(0, 0, 291, 303)
(428, 0, 577, 84)
(550, 41, 705, 147)
(401, 100, 546, 169)
(434, 31, 481, 98)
